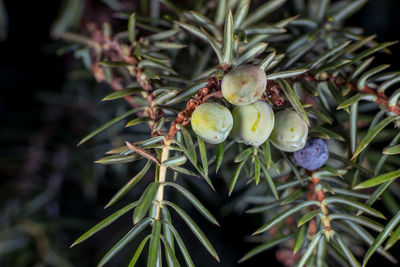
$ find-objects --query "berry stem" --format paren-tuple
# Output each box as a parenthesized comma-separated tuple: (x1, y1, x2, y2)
(307, 172, 332, 239)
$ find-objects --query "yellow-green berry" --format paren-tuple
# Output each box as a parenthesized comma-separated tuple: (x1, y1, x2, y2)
(269, 110, 308, 152)
(221, 65, 266, 106)
(191, 102, 233, 144)
(231, 101, 275, 146)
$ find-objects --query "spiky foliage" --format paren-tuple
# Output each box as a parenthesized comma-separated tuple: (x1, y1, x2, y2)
(55, 0, 400, 266)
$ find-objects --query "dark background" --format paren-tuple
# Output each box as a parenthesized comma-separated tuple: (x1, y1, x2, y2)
(1, 0, 400, 266)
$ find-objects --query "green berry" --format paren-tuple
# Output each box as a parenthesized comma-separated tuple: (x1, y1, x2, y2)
(191, 102, 233, 144)
(269, 110, 308, 152)
(231, 101, 275, 146)
(221, 65, 267, 106)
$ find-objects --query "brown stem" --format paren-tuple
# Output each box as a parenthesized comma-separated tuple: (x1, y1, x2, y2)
(166, 77, 221, 140)
(302, 74, 400, 116)
(307, 171, 332, 239)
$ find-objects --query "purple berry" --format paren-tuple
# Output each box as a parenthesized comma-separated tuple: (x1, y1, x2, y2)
(293, 138, 329, 171)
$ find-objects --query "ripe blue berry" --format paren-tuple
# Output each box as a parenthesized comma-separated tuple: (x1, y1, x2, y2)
(221, 65, 267, 106)
(293, 138, 329, 170)
(191, 102, 233, 144)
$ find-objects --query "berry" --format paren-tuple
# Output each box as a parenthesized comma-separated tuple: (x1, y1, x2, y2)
(221, 65, 267, 106)
(269, 110, 308, 152)
(293, 138, 329, 170)
(325, 139, 348, 168)
(191, 102, 233, 144)
(231, 101, 275, 146)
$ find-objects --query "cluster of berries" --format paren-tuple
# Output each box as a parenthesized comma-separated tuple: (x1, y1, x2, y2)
(190, 65, 329, 170)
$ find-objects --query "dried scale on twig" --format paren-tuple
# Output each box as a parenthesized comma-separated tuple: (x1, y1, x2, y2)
(167, 77, 222, 140)
(307, 171, 332, 239)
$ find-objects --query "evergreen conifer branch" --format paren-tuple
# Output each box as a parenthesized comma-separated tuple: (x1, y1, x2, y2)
(55, 0, 400, 266)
